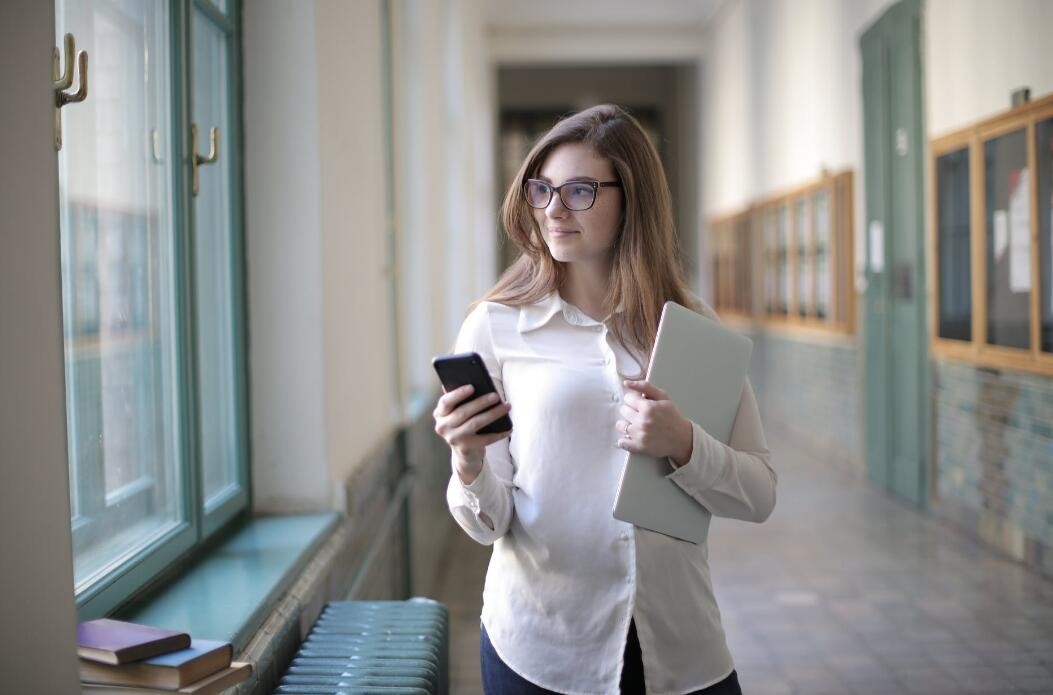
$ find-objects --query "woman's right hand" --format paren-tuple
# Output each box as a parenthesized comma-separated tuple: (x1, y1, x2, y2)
(433, 385, 512, 484)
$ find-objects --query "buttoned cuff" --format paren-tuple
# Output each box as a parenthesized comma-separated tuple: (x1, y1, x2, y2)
(665, 421, 724, 492)
(458, 457, 503, 517)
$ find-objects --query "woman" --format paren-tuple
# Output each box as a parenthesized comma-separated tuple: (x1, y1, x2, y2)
(432, 104, 776, 695)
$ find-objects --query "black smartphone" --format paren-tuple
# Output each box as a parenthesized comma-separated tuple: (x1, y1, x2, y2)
(432, 352, 513, 435)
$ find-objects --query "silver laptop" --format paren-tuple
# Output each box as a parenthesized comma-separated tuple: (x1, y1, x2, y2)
(612, 301, 753, 544)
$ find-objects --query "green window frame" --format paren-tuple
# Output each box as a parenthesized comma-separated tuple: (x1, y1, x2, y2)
(55, 0, 248, 620)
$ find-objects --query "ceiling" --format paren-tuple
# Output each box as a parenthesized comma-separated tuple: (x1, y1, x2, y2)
(485, 0, 725, 30)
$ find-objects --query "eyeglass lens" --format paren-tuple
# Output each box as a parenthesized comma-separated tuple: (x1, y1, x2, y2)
(525, 180, 597, 211)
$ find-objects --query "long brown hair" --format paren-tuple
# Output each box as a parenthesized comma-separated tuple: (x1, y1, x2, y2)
(479, 104, 699, 369)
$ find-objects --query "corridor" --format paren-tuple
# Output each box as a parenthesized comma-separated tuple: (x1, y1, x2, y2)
(437, 423, 1053, 694)
(5, 0, 1053, 693)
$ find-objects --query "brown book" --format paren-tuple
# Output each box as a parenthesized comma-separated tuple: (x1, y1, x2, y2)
(77, 619, 191, 665)
(80, 639, 233, 690)
(81, 662, 251, 694)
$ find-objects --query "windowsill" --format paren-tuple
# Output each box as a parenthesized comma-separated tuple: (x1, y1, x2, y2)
(117, 512, 339, 651)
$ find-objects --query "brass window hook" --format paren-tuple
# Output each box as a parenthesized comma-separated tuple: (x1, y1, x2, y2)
(53, 32, 88, 151)
(191, 124, 219, 196)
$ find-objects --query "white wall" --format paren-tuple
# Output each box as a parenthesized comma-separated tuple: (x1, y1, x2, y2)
(316, 0, 396, 489)
(244, 0, 495, 508)
(0, 0, 80, 690)
(243, 0, 396, 511)
(699, 0, 1052, 305)
(392, 0, 496, 416)
(925, 0, 1053, 136)
(698, 0, 895, 300)
(243, 2, 329, 511)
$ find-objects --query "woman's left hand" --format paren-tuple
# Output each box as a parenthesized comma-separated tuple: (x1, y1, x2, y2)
(617, 380, 694, 467)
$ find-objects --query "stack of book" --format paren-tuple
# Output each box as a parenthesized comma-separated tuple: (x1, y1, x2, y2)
(77, 619, 251, 694)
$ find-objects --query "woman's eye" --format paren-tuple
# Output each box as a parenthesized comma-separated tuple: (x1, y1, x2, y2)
(569, 184, 592, 197)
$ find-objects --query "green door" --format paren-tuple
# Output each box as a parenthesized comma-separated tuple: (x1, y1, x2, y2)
(861, 0, 929, 506)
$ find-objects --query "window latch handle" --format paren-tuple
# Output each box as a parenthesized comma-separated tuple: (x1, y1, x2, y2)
(191, 125, 220, 196)
(53, 33, 89, 151)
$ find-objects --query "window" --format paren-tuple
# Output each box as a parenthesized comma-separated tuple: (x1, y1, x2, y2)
(712, 171, 855, 335)
(56, 0, 247, 619)
(930, 93, 1053, 375)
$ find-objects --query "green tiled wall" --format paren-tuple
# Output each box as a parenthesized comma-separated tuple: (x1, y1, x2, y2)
(746, 330, 863, 472)
(933, 360, 1053, 578)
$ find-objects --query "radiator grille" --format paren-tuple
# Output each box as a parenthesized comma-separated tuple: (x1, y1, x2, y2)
(275, 599, 449, 695)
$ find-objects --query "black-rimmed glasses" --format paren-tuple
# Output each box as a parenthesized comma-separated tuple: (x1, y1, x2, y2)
(523, 178, 622, 212)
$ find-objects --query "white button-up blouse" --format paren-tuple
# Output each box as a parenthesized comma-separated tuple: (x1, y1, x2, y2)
(446, 291, 777, 695)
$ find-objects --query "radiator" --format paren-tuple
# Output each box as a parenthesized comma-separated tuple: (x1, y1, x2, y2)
(274, 599, 449, 695)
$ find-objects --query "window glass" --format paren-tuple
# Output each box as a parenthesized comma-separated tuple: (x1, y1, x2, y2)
(984, 129, 1030, 349)
(936, 147, 972, 342)
(56, 0, 183, 592)
(1038, 118, 1053, 353)
(192, 8, 242, 509)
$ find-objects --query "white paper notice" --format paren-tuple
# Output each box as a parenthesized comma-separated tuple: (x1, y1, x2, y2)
(1009, 170, 1030, 293)
(993, 210, 1009, 260)
(869, 221, 884, 273)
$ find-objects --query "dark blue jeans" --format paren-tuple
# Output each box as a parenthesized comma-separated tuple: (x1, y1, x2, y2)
(480, 620, 743, 695)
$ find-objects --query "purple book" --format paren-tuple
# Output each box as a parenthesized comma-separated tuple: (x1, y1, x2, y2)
(77, 619, 191, 665)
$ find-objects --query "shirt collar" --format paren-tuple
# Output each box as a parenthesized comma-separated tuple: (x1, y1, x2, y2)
(517, 291, 623, 333)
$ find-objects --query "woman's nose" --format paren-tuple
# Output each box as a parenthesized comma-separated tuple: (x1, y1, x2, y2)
(545, 193, 568, 217)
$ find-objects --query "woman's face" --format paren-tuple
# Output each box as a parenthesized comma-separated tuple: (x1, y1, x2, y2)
(532, 143, 622, 267)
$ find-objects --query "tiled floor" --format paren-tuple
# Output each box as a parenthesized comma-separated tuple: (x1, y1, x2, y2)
(433, 425, 1053, 695)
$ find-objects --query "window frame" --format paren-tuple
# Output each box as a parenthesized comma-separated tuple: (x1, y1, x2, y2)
(710, 170, 855, 337)
(928, 93, 1053, 377)
(66, 0, 250, 621)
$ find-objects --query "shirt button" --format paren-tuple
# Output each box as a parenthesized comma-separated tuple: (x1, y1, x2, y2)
(621, 532, 631, 541)
(625, 576, 633, 584)
(610, 393, 619, 402)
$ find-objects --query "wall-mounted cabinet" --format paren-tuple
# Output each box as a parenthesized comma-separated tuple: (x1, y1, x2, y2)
(711, 170, 854, 336)
(930, 92, 1053, 376)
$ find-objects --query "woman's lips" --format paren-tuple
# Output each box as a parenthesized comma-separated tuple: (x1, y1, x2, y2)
(549, 230, 579, 237)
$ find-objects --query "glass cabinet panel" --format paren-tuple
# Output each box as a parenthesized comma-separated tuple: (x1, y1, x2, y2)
(795, 198, 810, 317)
(776, 204, 789, 315)
(734, 216, 750, 313)
(984, 129, 1030, 349)
(764, 207, 776, 314)
(814, 189, 830, 319)
(936, 147, 972, 342)
(1039, 117, 1053, 353)
(56, 0, 183, 592)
